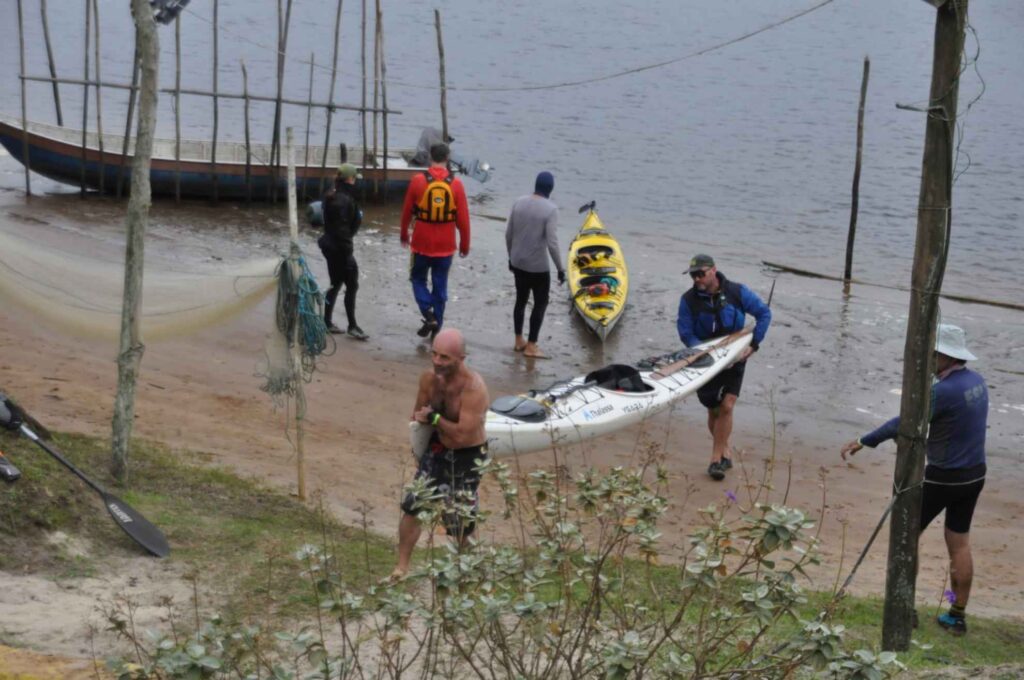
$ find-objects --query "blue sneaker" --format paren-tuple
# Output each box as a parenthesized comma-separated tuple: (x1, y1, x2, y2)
(937, 612, 967, 636)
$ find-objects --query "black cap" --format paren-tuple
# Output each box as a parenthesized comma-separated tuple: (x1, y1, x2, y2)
(686, 253, 715, 274)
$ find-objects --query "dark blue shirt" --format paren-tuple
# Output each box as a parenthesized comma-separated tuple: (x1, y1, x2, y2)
(676, 273, 771, 349)
(860, 367, 988, 470)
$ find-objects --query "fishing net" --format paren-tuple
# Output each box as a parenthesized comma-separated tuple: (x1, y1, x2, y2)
(256, 246, 332, 405)
(0, 227, 278, 341)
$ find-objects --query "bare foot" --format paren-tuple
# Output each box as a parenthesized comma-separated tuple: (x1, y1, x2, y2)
(514, 336, 527, 352)
(382, 568, 407, 584)
(523, 343, 548, 359)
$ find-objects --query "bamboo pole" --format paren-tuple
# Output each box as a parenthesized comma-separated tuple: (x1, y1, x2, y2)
(270, 0, 294, 202)
(882, 0, 967, 652)
(80, 0, 92, 196)
(242, 61, 252, 204)
(21, 75, 397, 114)
(16, 0, 31, 196)
(92, 0, 105, 195)
(434, 9, 448, 144)
(360, 0, 368, 168)
(210, 0, 220, 202)
(372, 0, 380, 171)
(318, 0, 344, 198)
(174, 13, 181, 202)
(111, 0, 160, 482)
(301, 53, 315, 203)
(285, 127, 306, 501)
(117, 43, 140, 198)
(379, 1, 389, 198)
(40, 0, 64, 127)
(844, 56, 870, 282)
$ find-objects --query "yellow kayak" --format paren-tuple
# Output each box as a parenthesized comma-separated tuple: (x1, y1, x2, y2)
(566, 202, 628, 341)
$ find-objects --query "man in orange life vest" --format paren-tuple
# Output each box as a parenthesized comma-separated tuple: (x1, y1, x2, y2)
(400, 143, 472, 339)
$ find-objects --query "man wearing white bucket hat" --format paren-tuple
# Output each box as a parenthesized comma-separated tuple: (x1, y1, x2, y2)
(840, 324, 988, 636)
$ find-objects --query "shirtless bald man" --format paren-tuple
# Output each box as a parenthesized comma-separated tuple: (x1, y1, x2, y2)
(394, 328, 490, 577)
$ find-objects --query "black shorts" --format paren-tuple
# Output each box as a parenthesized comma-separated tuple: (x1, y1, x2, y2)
(401, 439, 488, 537)
(921, 463, 986, 534)
(697, 361, 746, 409)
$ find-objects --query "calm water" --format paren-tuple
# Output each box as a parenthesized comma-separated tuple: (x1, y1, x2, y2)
(1, 0, 1021, 458)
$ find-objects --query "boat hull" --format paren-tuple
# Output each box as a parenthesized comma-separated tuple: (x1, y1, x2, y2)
(0, 118, 416, 202)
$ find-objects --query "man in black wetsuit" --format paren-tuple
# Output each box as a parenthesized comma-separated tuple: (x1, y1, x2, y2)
(319, 164, 368, 340)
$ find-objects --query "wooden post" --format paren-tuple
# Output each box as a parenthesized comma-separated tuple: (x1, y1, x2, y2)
(16, 0, 31, 196)
(434, 9, 448, 144)
(301, 53, 315, 203)
(844, 56, 870, 282)
(118, 41, 140, 198)
(270, 0, 294, 202)
(378, 1, 389, 199)
(285, 127, 306, 501)
(360, 0, 368, 169)
(372, 0, 380, 167)
(40, 0, 64, 127)
(111, 0, 160, 482)
(241, 61, 252, 204)
(92, 0, 105, 195)
(882, 0, 967, 652)
(80, 0, 92, 196)
(318, 0, 344, 197)
(210, 0, 220, 202)
(174, 14, 182, 202)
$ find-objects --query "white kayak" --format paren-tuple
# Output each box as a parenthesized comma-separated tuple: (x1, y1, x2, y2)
(407, 328, 753, 459)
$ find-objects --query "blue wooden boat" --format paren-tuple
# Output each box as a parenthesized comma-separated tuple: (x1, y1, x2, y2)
(0, 115, 421, 201)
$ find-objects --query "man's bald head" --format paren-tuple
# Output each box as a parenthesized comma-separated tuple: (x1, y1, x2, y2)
(432, 328, 466, 358)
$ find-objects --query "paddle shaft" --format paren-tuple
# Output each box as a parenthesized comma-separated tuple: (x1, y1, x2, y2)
(652, 327, 753, 379)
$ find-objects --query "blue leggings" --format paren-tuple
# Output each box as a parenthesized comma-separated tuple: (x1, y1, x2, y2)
(410, 253, 453, 327)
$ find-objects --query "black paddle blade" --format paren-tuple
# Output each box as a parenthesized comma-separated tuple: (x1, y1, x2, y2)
(102, 491, 171, 558)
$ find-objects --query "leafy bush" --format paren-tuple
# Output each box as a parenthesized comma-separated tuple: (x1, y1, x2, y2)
(107, 458, 904, 679)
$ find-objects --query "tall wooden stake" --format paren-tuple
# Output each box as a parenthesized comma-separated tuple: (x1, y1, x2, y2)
(378, 0, 389, 199)
(40, 0, 64, 127)
(434, 9, 448, 144)
(210, 0, 220, 202)
(301, 53, 315, 203)
(285, 127, 306, 501)
(844, 56, 870, 282)
(16, 0, 31, 196)
(174, 14, 182, 202)
(270, 0, 294, 202)
(118, 41, 141, 198)
(882, 0, 967, 652)
(318, 0, 344, 197)
(360, 0, 368, 168)
(372, 0, 380, 169)
(112, 0, 160, 482)
(92, 0, 105, 195)
(241, 61, 252, 204)
(80, 0, 92, 196)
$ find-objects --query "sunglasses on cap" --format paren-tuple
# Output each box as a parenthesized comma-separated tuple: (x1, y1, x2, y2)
(689, 269, 711, 280)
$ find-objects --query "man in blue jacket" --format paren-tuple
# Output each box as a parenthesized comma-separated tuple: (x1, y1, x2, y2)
(677, 254, 771, 481)
(840, 324, 988, 636)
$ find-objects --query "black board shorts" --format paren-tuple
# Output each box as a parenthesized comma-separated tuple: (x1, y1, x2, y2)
(921, 462, 986, 534)
(401, 439, 488, 538)
(697, 361, 746, 409)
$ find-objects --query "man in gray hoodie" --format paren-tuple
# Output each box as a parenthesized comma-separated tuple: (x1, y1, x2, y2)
(505, 171, 565, 358)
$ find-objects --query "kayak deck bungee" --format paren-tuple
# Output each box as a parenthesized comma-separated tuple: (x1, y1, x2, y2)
(479, 329, 753, 457)
(566, 202, 628, 342)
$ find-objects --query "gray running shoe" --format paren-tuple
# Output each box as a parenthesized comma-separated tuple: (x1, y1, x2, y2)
(347, 326, 369, 341)
(326, 323, 345, 335)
